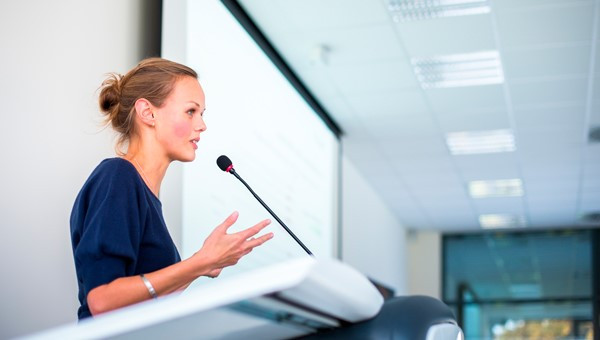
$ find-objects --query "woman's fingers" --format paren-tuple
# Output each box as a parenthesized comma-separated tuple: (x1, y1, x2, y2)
(215, 211, 239, 233)
(238, 219, 271, 239)
(245, 232, 274, 249)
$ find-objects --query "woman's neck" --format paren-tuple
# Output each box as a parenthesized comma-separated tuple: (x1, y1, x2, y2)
(124, 141, 169, 197)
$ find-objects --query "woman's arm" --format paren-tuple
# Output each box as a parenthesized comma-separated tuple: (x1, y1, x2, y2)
(87, 212, 272, 316)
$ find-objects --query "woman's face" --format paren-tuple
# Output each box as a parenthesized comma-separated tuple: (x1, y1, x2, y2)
(154, 76, 206, 162)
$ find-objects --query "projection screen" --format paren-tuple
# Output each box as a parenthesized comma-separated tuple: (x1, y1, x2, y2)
(162, 0, 340, 284)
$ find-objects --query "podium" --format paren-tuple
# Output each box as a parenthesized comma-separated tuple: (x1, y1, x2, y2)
(24, 258, 462, 339)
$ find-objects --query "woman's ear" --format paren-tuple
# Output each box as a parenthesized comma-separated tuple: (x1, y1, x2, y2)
(134, 98, 155, 127)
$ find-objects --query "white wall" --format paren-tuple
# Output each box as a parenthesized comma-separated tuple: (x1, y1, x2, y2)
(0, 1, 148, 338)
(407, 230, 442, 299)
(341, 154, 408, 295)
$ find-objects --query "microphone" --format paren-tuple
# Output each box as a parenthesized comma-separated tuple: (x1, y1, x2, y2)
(216, 155, 313, 256)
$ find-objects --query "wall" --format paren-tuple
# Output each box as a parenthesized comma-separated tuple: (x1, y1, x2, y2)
(341, 155, 408, 295)
(406, 230, 442, 299)
(0, 1, 155, 337)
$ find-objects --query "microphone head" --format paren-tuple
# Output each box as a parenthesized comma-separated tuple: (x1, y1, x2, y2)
(217, 155, 233, 172)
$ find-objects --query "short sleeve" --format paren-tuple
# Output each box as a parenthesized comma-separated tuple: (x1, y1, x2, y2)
(71, 161, 147, 298)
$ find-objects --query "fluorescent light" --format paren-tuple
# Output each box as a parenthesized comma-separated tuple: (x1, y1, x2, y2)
(387, 0, 491, 22)
(479, 214, 526, 229)
(469, 179, 524, 198)
(446, 129, 515, 155)
(412, 51, 504, 89)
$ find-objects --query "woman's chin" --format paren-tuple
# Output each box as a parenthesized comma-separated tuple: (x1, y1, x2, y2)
(181, 153, 196, 162)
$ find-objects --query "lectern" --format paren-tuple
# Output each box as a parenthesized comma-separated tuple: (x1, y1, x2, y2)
(24, 258, 462, 339)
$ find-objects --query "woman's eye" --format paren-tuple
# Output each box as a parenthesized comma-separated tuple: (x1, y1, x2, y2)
(186, 109, 195, 116)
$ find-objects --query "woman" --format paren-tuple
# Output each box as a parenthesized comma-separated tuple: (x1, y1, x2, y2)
(70, 58, 273, 320)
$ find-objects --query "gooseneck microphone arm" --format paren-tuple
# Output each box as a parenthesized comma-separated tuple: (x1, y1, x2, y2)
(217, 156, 313, 256)
(229, 169, 313, 256)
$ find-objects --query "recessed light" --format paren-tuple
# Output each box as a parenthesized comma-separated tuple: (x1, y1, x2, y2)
(446, 129, 515, 155)
(469, 179, 524, 198)
(412, 51, 504, 89)
(387, 0, 491, 22)
(479, 214, 526, 229)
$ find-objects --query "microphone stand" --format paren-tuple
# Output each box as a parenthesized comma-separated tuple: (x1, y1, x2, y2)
(229, 168, 314, 257)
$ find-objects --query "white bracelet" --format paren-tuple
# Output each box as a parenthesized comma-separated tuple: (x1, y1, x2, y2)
(140, 274, 158, 299)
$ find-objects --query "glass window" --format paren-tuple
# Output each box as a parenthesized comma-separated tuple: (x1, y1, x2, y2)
(443, 230, 596, 339)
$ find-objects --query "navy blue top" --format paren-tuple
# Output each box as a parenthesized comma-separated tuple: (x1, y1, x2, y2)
(70, 158, 181, 319)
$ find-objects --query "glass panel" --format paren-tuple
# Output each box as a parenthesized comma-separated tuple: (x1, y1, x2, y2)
(444, 230, 592, 301)
(451, 301, 593, 339)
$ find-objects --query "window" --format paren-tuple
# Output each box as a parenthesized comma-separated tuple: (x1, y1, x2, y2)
(443, 230, 598, 339)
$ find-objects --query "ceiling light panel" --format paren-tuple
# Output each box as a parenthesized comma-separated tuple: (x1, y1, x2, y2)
(446, 129, 516, 155)
(479, 214, 526, 229)
(387, 0, 491, 22)
(469, 178, 523, 198)
(412, 51, 504, 89)
(469, 179, 524, 198)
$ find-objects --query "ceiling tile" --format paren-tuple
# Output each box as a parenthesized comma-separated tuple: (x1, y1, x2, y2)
(503, 44, 591, 80)
(521, 164, 580, 182)
(241, 0, 390, 32)
(526, 194, 579, 207)
(472, 197, 525, 214)
(402, 174, 465, 193)
(383, 139, 449, 159)
(420, 199, 472, 215)
(426, 85, 507, 113)
(524, 179, 580, 197)
(510, 77, 588, 108)
(344, 90, 429, 118)
(437, 110, 510, 133)
(396, 14, 496, 57)
(528, 213, 577, 228)
(391, 153, 455, 176)
(363, 112, 438, 138)
(514, 103, 586, 128)
(495, 2, 595, 48)
(328, 60, 418, 94)
(454, 153, 520, 180)
(265, 24, 407, 68)
(493, 0, 594, 10)
(518, 148, 583, 173)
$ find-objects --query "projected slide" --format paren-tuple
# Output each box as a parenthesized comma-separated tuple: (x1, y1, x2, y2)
(164, 0, 339, 283)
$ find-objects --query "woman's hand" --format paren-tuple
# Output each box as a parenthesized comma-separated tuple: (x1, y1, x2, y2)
(86, 212, 272, 316)
(193, 211, 273, 277)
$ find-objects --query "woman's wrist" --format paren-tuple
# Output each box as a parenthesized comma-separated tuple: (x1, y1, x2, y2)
(183, 254, 215, 279)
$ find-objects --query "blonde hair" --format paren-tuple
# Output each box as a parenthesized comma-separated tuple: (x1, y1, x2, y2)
(98, 57, 198, 153)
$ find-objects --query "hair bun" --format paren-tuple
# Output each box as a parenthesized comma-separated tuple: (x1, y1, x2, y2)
(99, 73, 123, 115)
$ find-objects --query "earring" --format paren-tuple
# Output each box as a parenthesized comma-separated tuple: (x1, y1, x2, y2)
(152, 122, 155, 127)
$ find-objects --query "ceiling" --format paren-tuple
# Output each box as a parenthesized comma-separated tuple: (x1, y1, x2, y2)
(237, 0, 600, 231)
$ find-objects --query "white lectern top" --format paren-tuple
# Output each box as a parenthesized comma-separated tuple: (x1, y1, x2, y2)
(24, 258, 383, 340)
